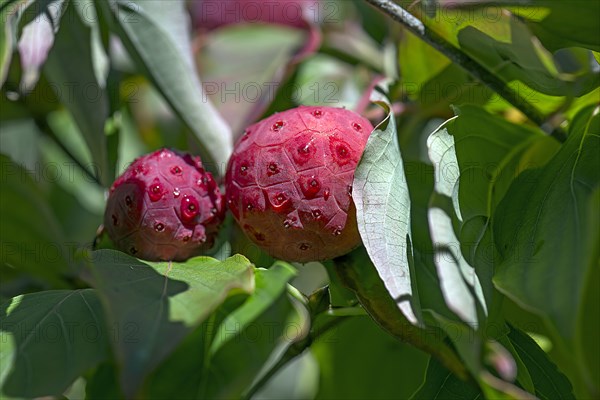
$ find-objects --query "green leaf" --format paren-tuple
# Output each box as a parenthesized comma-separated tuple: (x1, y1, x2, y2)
(456, 20, 598, 97)
(494, 105, 600, 387)
(0, 289, 109, 397)
(43, 1, 111, 186)
(0, 154, 70, 287)
(507, 325, 575, 400)
(203, 281, 308, 399)
(143, 266, 306, 400)
(209, 262, 297, 355)
(98, 0, 232, 171)
(522, 1, 600, 52)
(426, 105, 559, 314)
(86, 361, 125, 400)
(313, 316, 429, 400)
(411, 356, 482, 400)
(87, 250, 255, 398)
(352, 83, 420, 324)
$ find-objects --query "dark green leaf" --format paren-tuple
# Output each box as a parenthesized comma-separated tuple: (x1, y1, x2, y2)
(85, 361, 125, 400)
(0, 154, 70, 287)
(87, 250, 254, 398)
(0, 289, 109, 397)
(507, 325, 575, 400)
(494, 105, 600, 390)
(333, 247, 469, 381)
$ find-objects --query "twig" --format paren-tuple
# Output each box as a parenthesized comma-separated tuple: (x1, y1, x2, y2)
(365, 0, 567, 142)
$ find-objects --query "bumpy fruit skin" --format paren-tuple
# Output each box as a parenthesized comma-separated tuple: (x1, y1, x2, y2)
(225, 105, 373, 262)
(104, 149, 225, 261)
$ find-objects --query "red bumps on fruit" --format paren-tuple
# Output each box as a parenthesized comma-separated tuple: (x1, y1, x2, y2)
(104, 149, 225, 261)
(225, 106, 373, 262)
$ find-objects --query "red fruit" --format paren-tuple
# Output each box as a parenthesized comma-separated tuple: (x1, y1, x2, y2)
(192, 0, 315, 30)
(104, 149, 225, 261)
(225, 106, 373, 262)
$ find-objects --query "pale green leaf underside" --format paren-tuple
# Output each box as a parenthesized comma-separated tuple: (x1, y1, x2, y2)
(353, 87, 419, 325)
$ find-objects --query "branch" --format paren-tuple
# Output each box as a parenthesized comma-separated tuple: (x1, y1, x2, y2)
(365, 0, 567, 142)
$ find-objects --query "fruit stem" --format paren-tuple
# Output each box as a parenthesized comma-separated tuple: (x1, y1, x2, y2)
(364, 0, 567, 142)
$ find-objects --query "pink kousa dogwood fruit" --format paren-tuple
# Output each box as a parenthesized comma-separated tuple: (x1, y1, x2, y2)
(225, 105, 373, 262)
(104, 148, 225, 261)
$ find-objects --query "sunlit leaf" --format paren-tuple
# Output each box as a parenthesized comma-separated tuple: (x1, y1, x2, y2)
(87, 250, 254, 397)
(0, 290, 109, 397)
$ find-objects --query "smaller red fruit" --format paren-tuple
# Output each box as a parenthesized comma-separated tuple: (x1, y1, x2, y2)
(104, 148, 225, 261)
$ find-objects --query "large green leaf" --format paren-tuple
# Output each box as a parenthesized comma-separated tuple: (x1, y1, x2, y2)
(97, 0, 232, 171)
(0, 289, 109, 397)
(352, 84, 420, 324)
(494, 105, 600, 387)
(0, 154, 70, 287)
(43, 1, 111, 186)
(507, 325, 575, 400)
(142, 265, 305, 400)
(87, 250, 254, 397)
(313, 316, 429, 400)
